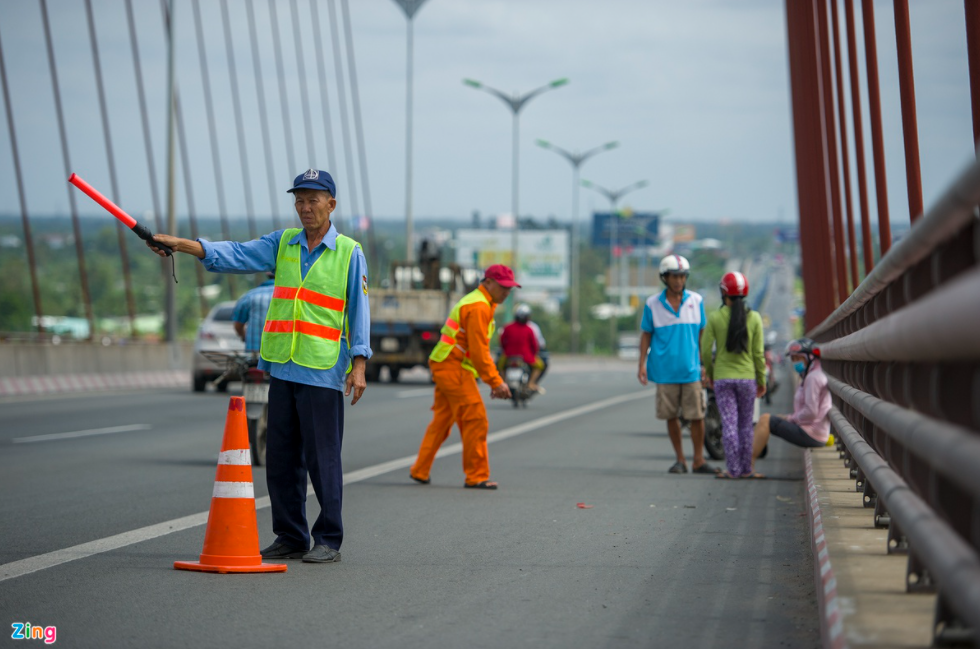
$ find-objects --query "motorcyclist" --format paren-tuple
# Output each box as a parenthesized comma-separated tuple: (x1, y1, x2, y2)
(524, 306, 549, 384)
(500, 303, 546, 393)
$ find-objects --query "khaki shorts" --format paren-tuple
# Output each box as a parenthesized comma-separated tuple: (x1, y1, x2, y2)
(656, 382, 705, 420)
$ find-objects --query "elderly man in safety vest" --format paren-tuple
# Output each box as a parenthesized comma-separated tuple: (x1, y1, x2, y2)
(409, 265, 517, 490)
(146, 169, 370, 564)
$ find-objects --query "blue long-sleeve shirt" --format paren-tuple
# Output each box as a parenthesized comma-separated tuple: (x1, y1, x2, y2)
(198, 224, 372, 392)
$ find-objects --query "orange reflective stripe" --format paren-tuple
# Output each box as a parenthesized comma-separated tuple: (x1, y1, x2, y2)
(265, 318, 340, 341)
(445, 318, 459, 331)
(440, 334, 455, 345)
(274, 285, 343, 312)
(297, 287, 345, 312)
(264, 320, 295, 333)
(295, 320, 342, 341)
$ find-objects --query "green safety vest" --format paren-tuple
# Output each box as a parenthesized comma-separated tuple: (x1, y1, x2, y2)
(260, 228, 359, 370)
(429, 287, 495, 377)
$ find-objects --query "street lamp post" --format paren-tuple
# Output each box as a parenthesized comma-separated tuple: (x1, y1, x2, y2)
(535, 139, 618, 354)
(389, 0, 429, 263)
(581, 179, 648, 307)
(463, 77, 568, 274)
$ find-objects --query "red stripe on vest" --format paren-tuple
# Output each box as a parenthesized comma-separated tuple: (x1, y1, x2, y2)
(440, 334, 455, 345)
(273, 285, 343, 312)
(295, 320, 342, 341)
(298, 287, 345, 312)
(264, 320, 295, 333)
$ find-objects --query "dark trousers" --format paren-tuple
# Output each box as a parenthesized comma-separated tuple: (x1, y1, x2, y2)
(267, 377, 345, 550)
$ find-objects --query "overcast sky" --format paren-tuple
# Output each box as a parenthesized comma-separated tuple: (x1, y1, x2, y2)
(0, 0, 973, 230)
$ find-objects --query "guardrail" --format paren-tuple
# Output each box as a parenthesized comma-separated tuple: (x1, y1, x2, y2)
(808, 157, 980, 646)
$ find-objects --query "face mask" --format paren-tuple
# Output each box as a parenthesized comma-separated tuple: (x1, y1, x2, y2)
(794, 361, 806, 374)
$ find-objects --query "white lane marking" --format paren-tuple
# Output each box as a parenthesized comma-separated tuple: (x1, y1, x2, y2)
(0, 390, 648, 583)
(395, 388, 433, 399)
(12, 424, 152, 444)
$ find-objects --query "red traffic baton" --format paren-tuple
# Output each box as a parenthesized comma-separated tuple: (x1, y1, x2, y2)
(68, 173, 173, 256)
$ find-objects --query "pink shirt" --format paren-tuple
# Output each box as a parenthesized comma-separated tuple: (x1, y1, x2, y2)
(787, 359, 832, 443)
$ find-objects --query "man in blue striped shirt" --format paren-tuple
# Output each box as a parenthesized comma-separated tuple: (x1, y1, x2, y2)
(232, 272, 276, 370)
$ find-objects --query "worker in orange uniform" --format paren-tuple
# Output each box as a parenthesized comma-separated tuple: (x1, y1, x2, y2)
(410, 264, 518, 490)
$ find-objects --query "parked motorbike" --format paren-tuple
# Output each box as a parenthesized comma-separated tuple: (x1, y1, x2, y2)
(763, 344, 779, 405)
(200, 350, 270, 465)
(680, 387, 724, 460)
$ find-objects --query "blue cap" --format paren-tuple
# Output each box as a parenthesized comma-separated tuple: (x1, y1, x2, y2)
(287, 169, 336, 197)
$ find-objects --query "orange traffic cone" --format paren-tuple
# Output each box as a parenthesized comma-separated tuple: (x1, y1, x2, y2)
(174, 396, 286, 574)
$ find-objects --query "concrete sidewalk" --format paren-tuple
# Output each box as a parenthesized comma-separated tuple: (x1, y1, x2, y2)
(806, 446, 936, 649)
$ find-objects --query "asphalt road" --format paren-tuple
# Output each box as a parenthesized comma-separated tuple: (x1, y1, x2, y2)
(1, 268, 816, 648)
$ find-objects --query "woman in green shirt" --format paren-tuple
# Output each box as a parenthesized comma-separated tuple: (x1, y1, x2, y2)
(701, 272, 767, 479)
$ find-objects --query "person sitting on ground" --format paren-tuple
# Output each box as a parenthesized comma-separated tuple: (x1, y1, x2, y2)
(751, 338, 831, 466)
(500, 303, 546, 393)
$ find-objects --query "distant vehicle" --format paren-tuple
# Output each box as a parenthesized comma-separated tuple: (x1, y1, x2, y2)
(192, 301, 244, 392)
(618, 333, 641, 360)
(366, 240, 474, 383)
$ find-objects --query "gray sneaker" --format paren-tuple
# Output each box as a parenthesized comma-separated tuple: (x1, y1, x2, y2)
(302, 545, 341, 563)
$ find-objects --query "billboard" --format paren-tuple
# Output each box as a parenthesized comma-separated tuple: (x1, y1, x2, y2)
(673, 224, 696, 243)
(454, 229, 569, 291)
(591, 212, 660, 248)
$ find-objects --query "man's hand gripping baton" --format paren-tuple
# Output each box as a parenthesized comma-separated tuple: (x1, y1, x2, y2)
(68, 173, 174, 256)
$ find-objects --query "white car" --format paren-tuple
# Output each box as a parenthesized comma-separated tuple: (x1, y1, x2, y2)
(192, 301, 245, 392)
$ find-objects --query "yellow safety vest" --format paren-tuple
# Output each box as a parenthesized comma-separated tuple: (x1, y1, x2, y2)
(260, 228, 359, 370)
(429, 287, 495, 377)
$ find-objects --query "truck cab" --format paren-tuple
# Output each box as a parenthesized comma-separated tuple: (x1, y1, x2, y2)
(366, 241, 476, 382)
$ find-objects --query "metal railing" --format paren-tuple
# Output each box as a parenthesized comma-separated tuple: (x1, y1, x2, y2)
(808, 157, 980, 646)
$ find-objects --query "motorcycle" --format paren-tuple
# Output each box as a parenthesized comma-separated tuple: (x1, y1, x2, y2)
(200, 350, 270, 466)
(501, 355, 534, 409)
(763, 344, 779, 405)
(680, 387, 724, 460)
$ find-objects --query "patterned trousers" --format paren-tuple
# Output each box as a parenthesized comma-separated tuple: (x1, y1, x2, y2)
(713, 379, 757, 477)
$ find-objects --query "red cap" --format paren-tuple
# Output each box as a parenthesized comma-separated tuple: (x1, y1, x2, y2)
(484, 264, 521, 288)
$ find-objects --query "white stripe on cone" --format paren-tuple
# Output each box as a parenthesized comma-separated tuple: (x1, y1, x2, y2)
(218, 449, 252, 466)
(212, 481, 254, 499)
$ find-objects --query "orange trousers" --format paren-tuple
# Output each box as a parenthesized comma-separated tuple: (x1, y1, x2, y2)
(411, 360, 491, 485)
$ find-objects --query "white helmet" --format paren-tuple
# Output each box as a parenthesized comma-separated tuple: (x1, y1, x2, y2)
(515, 303, 532, 319)
(659, 254, 690, 277)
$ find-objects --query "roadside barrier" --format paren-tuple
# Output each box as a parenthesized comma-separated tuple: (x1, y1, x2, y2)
(808, 157, 980, 646)
(173, 396, 286, 574)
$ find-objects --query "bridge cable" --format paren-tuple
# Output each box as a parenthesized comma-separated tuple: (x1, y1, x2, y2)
(39, 0, 96, 340)
(268, 0, 297, 175)
(190, 0, 236, 297)
(288, 0, 316, 168)
(325, 0, 359, 233)
(84, 0, 139, 335)
(0, 27, 44, 333)
(245, 0, 282, 231)
(159, 0, 210, 318)
(220, 0, 258, 243)
(340, 0, 380, 282)
(124, 0, 173, 290)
